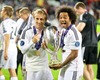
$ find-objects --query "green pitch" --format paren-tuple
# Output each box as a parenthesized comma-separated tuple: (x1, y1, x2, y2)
(2, 41, 100, 80)
(2, 65, 97, 80)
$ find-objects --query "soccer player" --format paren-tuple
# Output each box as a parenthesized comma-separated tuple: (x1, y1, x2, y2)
(74, 2, 98, 80)
(51, 5, 83, 80)
(18, 8, 53, 80)
(16, 7, 34, 79)
(17, 7, 34, 39)
(0, 6, 18, 80)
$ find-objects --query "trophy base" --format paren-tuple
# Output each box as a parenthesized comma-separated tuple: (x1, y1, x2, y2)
(49, 64, 57, 68)
(49, 60, 61, 68)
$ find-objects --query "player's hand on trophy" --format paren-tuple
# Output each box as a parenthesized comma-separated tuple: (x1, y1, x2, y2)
(49, 63, 63, 70)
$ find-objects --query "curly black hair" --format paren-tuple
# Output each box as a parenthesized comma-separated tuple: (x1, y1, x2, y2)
(56, 5, 76, 24)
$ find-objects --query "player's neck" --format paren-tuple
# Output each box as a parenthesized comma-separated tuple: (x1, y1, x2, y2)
(3, 16, 10, 20)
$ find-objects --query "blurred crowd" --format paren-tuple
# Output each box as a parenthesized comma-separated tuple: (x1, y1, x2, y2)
(0, 0, 100, 20)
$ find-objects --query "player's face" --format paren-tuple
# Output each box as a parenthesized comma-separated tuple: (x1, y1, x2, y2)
(1, 8, 5, 18)
(74, 7, 82, 16)
(58, 12, 71, 28)
(20, 13, 28, 20)
(34, 13, 46, 30)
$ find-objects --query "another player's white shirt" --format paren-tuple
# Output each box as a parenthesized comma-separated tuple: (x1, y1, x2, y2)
(15, 18, 24, 36)
(1, 18, 17, 48)
(19, 26, 50, 71)
(1, 18, 17, 68)
(19, 14, 34, 39)
(62, 24, 83, 71)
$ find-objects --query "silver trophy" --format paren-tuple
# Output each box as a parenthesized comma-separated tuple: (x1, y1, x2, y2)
(44, 26, 61, 68)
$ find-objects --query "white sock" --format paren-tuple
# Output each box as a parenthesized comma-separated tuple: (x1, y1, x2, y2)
(10, 77, 18, 80)
(0, 75, 5, 80)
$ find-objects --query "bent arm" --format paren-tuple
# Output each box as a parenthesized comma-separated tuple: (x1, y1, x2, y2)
(18, 39, 35, 54)
(76, 22, 86, 32)
(61, 50, 78, 67)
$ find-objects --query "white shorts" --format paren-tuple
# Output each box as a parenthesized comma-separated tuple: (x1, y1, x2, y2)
(27, 69, 53, 80)
(58, 70, 83, 80)
(3, 44, 17, 69)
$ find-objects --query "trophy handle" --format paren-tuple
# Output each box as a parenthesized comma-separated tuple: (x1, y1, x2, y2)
(54, 31, 61, 53)
(45, 48, 54, 55)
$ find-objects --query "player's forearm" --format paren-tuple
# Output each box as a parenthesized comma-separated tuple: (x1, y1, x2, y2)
(62, 50, 78, 67)
(15, 36, 20, 44)
(76, 22, 86, 32)
(4, 34, 10, 53)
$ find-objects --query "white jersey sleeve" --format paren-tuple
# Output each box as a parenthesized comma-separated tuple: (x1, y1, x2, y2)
(63, 25, 82, 50)
(18, 39, 35, 54)
(18, 29, 36, 54)
(15, 18, 24, 36)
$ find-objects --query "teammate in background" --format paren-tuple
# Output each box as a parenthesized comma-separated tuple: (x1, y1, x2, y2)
(51, 5, 83, 80)
(15, 7, 34, 79)
(0, 22, 5, 80)
(18, 8, 53, 80)
(74, 2, 98, 80)
(15, 8, 24, 75)
(17, 7, 34, 40)
(0, 6, 18, 80)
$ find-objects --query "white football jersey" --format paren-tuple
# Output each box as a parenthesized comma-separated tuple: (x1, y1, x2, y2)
(62, 25, 83, 71)
(1, 18, 17, 43)
(18, 26, 50, 71)
(15, 18, 24, 36)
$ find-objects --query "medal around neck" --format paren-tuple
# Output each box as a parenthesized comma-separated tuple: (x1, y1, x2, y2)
(44, 27, 61, 68)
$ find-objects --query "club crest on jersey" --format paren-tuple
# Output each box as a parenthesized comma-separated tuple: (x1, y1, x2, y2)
(75, 41, 80, 47)
(20, 40, 25, 46)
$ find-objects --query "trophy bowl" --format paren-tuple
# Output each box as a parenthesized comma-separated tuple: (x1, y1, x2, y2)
(44, 26, 61, 68)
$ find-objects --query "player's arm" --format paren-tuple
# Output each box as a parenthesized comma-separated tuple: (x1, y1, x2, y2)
(18, 39, 34, 54)
(61, 50, 78, 67)
(15, 36, 20, 44)
(51, 49, 78, 69)
(4, 34, 10, 60)
(3, 22, 10, 60)
(76, 22, 86, 32)
(18, 31, 39, 54)
(18, 30, 34, 54)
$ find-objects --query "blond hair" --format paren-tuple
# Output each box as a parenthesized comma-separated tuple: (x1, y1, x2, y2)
(3, 6, 14, 17)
